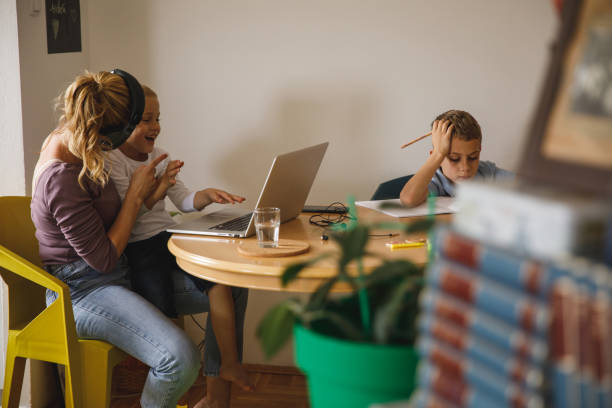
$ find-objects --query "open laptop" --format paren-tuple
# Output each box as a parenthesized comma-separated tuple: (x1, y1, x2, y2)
(167, 142, 329, 238)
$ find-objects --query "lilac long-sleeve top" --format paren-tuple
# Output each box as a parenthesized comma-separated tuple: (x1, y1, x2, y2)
(31, 161, 121, 274)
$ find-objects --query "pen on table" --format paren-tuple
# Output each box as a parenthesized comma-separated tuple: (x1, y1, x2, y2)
(388, 242, 426, 250)
(386, 239, 427, 250)
(400, 132, 432, 149)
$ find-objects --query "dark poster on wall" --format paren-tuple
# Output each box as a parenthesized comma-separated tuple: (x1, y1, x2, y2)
(45, 0, 82, 54)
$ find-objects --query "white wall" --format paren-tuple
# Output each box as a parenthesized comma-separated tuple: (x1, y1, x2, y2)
(1, 0, 26, 197)
(0, 0, 24, 400)
(84, 0, 557, 366)
(14, 0, 558, 368)
(17, 0, 90, 196)
(7, 1, 89, 405)
(87, 0, 556, 204)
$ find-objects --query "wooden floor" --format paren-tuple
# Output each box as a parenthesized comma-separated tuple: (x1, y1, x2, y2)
(110, 357, 310, 408)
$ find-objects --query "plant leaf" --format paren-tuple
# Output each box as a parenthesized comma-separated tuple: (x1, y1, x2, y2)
(305, 309, 366, 342)
(346, 195, 359, 230)
(256, 299, 302, 359)
(364, 259, 423, 287)
(333, 225, 370, 272)
(373, 276, 422, 344)
(306, 276, 339, 311)
(402, 218, 435, 234)
(281, 254, 330, 287)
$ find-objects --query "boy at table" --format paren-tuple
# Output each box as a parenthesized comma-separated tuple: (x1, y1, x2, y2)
(400, 109, 512, 207)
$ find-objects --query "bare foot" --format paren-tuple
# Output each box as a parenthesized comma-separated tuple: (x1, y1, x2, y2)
(219, 362, 254, 391)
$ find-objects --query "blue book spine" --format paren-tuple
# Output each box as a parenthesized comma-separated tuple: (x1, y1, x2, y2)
(419, 289, 548, 363)
(552, 361, 579, 408)
(417, 362, 542, 408)
(596, 385, 612, 408)
(434, 226, 569, 297)
(549, 276, 580, 408)
(426, 259, 549, 333)
(417, 335, 543, 391)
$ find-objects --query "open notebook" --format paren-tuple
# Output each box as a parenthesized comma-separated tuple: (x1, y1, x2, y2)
(355, 197, 457, 218)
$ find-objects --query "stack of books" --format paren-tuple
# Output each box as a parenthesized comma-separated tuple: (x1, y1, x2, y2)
(411, 182, 612, 408)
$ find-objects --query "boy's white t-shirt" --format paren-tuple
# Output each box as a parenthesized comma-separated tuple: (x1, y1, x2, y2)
(106, 147, 196, 243)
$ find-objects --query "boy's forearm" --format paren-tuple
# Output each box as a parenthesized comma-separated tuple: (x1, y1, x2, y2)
(400, 153, 444, 207)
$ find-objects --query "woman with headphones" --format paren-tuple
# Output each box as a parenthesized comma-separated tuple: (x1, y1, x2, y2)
(31, 70, 202, 407)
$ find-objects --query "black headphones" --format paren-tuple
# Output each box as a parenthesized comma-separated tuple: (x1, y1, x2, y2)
(99, 68, 145, 150)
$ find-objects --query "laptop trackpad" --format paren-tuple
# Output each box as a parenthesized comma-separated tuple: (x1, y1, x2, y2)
(188, 208, 249, 228)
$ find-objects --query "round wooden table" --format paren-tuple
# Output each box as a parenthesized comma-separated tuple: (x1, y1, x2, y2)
(168, 207, 433, 293)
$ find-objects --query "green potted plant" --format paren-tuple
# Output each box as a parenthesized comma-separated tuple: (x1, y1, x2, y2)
(256, 199, 433, 408)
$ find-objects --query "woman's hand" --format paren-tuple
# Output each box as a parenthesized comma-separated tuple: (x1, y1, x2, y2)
(126, 154, 168, 203)
(109, 154, 168, 255)
(431, 120, 454, 160)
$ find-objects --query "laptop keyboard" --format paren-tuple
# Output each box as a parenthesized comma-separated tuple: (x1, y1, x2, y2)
(209, 212, 253, 231)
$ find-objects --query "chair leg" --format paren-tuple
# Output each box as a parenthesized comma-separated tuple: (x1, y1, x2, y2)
(80, 342, 128, 408)
(63, 363, 82, 408)
(2, 351, 26, 408)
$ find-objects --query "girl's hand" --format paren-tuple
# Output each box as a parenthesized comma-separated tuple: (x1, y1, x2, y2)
(127, 154, 168, 201)
(431, 119, 454, 159)
(194, 188, 245, 210)
(159, 160, 184, 190)
(203, 188, 245, 204)
(142, 158, 183, 210)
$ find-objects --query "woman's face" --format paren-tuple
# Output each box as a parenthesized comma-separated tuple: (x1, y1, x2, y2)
(119, 96, 160, 160)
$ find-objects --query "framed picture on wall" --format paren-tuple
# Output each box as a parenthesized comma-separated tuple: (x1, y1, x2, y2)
(520, 0, 612, 195)
(46, 0, 82, 54)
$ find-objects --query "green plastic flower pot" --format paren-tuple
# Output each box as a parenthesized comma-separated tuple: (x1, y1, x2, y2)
(294, 324, 419, 408)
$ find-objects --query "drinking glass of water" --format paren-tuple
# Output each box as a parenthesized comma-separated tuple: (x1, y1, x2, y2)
(254, 207, 280, 248)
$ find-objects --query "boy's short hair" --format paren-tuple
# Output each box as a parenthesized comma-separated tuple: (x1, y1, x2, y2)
(432, 109, 481, 142)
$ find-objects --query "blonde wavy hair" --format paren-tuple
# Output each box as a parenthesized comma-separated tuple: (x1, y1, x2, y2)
(55, 70, 131, 189)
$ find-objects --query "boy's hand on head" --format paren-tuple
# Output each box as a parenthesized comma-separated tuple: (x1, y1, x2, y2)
(203, 188, 246, 205)
(431, 119, 454, 159)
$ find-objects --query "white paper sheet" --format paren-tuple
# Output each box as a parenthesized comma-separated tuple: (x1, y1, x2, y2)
(355, 197, 457, 218)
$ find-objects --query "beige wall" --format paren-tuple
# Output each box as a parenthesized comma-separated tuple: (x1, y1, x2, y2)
(13, 0, 557, 370)
(4, 1, 89, 405)
(17, 0, 90, 196)
(0, 0, 24, 402)
(1, 0, 25, 197)
(86, 0, 557, 203)
(85, 0, 557, 366)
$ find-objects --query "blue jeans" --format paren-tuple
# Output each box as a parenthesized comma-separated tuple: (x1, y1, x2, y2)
(45, 255, 248, 408)
(124, 231, 214, 318)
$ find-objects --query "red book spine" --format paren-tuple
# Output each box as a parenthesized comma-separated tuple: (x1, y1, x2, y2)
(435, 227, 553, 296)
(421, 290, 548, 362)
(549, 277, 580, 407)
(428, 260, 549, 333)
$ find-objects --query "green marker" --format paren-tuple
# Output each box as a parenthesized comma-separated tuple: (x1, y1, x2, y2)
(426, 192, 435, 263)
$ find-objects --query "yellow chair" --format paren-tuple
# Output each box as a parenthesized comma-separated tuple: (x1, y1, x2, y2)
(0, 196, 128, 408)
